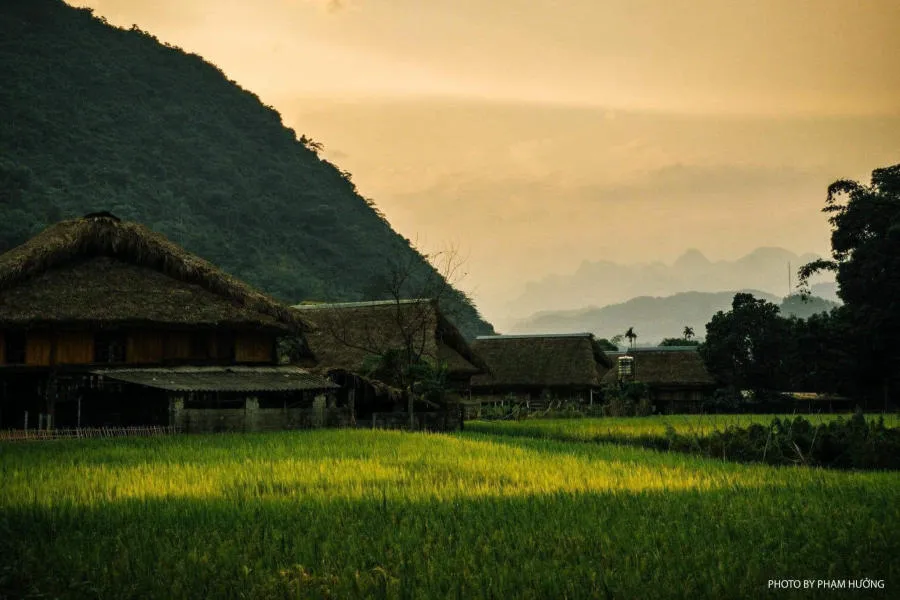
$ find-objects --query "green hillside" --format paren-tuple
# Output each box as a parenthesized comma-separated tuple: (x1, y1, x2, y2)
(0, 0, 493, 338)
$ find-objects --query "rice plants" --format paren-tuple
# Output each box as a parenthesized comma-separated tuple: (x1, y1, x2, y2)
(467, 412, 899, 444)
(1, 429, 897, 599)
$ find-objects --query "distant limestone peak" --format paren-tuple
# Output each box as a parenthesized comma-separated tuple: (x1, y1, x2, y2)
(673, 248, 710, 269)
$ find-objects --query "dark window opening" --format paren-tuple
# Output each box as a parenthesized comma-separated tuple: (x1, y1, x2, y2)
(215, 331, 236, 362)
(4, 332, 26, 364)
(94, 332, 127, 363)
(189, 332, 211, 360)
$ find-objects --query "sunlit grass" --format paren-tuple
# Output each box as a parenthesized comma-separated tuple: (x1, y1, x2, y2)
(467, 412, 898, 443)
(1, 429, 897, 599)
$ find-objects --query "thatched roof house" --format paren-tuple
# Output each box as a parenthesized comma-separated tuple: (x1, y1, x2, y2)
(0, 213, 343, 432)
(0, 213, 309, 333)
(470, 333, 612, 401)
(602, 346, 715, 413)
(602, 347, 715, 388)
(292, 299, 486, 384)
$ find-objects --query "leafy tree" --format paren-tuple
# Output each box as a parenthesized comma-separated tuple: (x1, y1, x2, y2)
(683, 326, 695, 341)
(317, 242, 470, 426)
(699, 293, 791, 397)
(782, 308, 855, 395)
(659, 338, 700, 347)
(594, 338, 619, 352)
(799, 164, 900, 408)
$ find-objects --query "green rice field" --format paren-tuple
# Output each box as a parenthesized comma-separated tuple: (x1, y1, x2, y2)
(468, 412, 899, 443)
(1, 427, 898, 598)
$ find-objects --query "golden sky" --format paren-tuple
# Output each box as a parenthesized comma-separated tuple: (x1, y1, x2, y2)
(72, 0, 900, 322)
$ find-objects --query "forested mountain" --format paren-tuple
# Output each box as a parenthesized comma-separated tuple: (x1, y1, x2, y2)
(509, 290, 837, 344)
(0, 0, 493, 338)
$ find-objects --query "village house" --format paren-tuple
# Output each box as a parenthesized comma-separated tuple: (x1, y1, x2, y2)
(602, 346, 716, 413)
(470, 333, 612, 407)
(0, 213, 339, 433)
(292, 299, 487, 430)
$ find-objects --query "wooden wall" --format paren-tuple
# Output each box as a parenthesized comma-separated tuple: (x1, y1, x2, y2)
(128, 332, 165, 364)
(0, 329, 266, 366)
(235, 333, 273, 363)
(25, 333, 53, 366)
(164, 332, 192, 361)
(56, 332, 94, 364)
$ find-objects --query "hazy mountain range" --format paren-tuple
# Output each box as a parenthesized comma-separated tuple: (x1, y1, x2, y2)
(508, 289, 839, 344)
(499, 247, 836, 326)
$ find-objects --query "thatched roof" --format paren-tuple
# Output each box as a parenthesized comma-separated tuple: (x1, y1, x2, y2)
(0, 214, 310, 332)
(292, 299, 487, 377)
(93, 366, 338, 392)
(602, 347, 715, 387)
(470, 333, 612, 390)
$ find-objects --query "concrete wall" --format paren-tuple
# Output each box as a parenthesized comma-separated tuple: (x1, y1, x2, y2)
(169, 395, 352, 433)
(363, 408, 462, 432)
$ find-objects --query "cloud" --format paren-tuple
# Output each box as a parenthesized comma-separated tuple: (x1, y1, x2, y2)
(593, 164, 820, 200)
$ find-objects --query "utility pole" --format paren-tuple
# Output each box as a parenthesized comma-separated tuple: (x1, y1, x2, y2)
(787, 261, 792, 296)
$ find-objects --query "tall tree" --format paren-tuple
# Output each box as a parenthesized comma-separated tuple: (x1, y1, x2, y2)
(699, 293, 790, 397)
(799, 164, 900, 408)
(683, 326, 695, 341)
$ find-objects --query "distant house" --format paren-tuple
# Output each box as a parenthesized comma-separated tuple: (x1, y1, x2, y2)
(292, 299, 487, 429)
(470, 333, 613, 406)
(0, 213, 338, 432)
(602, 347, 715, 413)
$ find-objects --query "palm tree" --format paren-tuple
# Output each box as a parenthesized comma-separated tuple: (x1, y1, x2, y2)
(625, 327, 637, 348)
(683, 326, 695, 341)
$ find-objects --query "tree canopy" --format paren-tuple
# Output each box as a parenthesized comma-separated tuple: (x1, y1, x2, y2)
(799, 164, 900, 406)
(699, 293, 790, 395)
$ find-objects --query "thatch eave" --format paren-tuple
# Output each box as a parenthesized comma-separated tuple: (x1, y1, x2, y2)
(0, 215, 310, 333)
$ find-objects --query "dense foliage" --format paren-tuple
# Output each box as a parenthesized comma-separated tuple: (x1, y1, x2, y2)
(658, 338, 700, 347)
(471, 413, 900, 469)
(700, 294, 859, 401)
(700, 293, 791, 394)
(800, 164, 900, 406)
(0, 0, 493, 338)
(1, 429, 897, 598)
(698, 165, 900, 408)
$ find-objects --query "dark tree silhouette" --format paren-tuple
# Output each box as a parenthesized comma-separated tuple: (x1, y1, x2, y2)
(799, 164, 900, 408)
(625, 327, 637, 348)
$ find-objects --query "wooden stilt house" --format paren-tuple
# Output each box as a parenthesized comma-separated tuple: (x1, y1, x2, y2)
(292, 299, 488, 430)
(0, 213, 338, 432)
(470, 333, 613, 408)
(602, 347, 716, 413)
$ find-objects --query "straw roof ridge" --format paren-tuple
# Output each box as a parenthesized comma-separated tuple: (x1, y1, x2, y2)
(0, 215, 309, 331)
(471, 333, 611, 389)
(602, 347, 715, 386)
(291, 297, 488, 375)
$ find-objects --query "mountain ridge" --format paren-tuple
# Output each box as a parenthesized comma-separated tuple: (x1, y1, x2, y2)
(508, 289, 839, 343)
(502, 246, 833, 324)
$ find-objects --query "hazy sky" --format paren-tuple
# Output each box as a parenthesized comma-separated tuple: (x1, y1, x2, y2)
(72, 0, 900, 322)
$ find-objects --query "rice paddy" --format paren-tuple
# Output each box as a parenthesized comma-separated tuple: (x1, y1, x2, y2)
(467, 412, 899, 443)
(1, 427, 897, 598)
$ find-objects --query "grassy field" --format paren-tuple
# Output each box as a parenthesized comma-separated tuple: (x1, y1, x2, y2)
(467, 413, 900, 444)
(1, 429, 897, 599)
